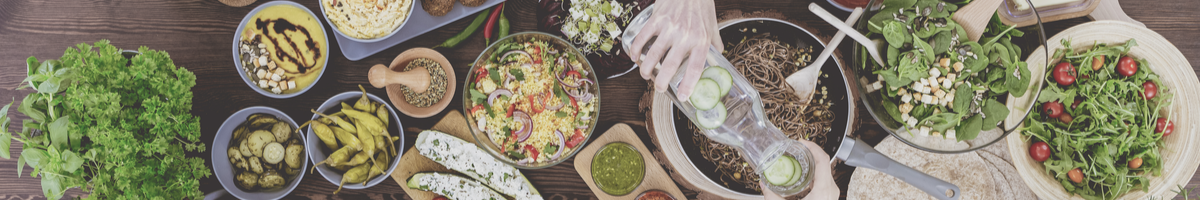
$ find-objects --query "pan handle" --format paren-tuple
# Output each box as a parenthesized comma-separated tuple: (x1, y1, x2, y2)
(835, 137, 960, 200)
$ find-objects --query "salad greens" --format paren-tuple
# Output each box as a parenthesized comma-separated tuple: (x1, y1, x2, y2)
(863, 0, 1032, 141)
(1022, 39, 1167, 200)
(0, 40, 209, 199)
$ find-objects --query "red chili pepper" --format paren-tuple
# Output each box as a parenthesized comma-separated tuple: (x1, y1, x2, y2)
(483, 2, 505, 44)
(524, 144, 539, 161)
(566, 129, 586, 148)
(568, 95, 579, 116)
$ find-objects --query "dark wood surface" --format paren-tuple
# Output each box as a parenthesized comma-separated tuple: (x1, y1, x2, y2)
(1, 0, 1199, 199)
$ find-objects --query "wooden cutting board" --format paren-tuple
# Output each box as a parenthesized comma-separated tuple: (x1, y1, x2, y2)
(575, 123, 686, 199)
(390, 110, 473, 200)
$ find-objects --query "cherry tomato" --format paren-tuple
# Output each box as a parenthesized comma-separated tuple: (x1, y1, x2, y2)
(1156, 118, 1174, 137)
(1117, 56, 1138, 77)
(1070, 97, 1083, 110)
(524, 144, 540, 161)
(1143, 81, 1158, 100)
(528, 95, 544, 114)
(470, 104, 485, 116)
(1030, 141, 1051, 162)
(434, 196, 450, 200)
(1053, 62, 1077, 86)
(566, 129, 587, 148)
(1068, 168, 1084, 183)
(1043, 101, 1065, 118)
(1129, 157, 1143, 169)
(565, 71, 582, 79)
(506, 104, 515, 117)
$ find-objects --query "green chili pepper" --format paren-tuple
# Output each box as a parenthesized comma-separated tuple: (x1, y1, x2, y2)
(498, 12, 510, 40)
(434, 9, 491, 49)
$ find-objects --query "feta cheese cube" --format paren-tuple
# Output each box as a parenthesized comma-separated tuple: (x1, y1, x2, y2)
(929, 68, 942, 77)
(943, 78, 954, 89)
(947, 73, 957, 81)
(901, 113, 911, 122)
(901, 94, 913, 103)
(921, 94, 933, 104)
(918, 126, 932, 137)
(922, 86, 932, 94)
(946, 129, 958, 140)
(872, 81, 883, 90)
(913, 83, 926, 94)
(907, 117, 919, 127)
(920, 78, 929, 86)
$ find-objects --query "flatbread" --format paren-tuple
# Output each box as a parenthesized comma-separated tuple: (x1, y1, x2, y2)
(847, 137, 1034, 200)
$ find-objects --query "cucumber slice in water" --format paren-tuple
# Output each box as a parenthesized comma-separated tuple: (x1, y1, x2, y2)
(695, 101, 726, 129)
(784, 154, 803, 185)
(764, 155, 798, 186)
(701, 66, 733, 97)
(690, 78, 722, 110)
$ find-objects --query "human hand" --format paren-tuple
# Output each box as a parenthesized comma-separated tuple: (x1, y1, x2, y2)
(762, 140, 838, 200)
(628, 0, 722, 101)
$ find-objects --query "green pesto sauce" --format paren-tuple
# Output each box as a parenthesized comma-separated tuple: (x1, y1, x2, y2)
(592, 142, 645, 196)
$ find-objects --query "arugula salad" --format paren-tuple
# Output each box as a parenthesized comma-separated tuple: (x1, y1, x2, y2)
(1022, 39, 1172, 200)
(861, 0, 1032, 141)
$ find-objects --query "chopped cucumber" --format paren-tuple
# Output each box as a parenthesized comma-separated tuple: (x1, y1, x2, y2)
(690, 78, 722, 110)
(695, 101, 727, 129)
(784, 154, 803, 185)
(764, 155, 798, 186)
(701, 66, 733, 97)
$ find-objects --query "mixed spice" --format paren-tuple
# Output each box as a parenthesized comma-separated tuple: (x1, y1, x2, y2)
(398, 58, 448, 107)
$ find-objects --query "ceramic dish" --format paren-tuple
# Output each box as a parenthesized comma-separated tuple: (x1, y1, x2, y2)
(212, 106, 307, 200)
(332, 0, 504, 61)
(232, 1, 329, 99)
(307, 91, 405, 190)
(318, 0, 416, 43)
(1007, 20, 1200, 200)
(463, 32, 600, 169)
(848, 0, 1049, 153)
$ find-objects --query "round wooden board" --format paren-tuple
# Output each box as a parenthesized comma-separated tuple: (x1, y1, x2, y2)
(1005, 20, 1200, 200)
(574, 123, 686, 199)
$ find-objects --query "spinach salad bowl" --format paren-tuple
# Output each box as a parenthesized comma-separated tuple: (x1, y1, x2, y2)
(463, 32, 601, 169)
(849, 0, 1049, 153)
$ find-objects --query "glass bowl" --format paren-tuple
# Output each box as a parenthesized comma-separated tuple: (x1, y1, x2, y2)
(849, 0, 1049, 153)
(463, 32, 601, 169)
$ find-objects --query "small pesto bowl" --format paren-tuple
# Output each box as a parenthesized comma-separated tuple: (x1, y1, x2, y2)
(591, 142, 646, 196)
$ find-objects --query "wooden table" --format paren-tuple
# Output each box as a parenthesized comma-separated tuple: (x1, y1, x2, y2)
(1, 0, 1198, 199)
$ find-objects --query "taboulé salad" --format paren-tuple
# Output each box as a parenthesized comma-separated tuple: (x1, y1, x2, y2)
(467, 38, 599, 165)
(1022, 39, 1173, 200)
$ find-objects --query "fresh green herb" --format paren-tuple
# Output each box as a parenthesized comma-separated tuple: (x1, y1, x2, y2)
(509, 68, 525, 81)
(1022, 38, 1166, 200)
(1, 40, 208, 199)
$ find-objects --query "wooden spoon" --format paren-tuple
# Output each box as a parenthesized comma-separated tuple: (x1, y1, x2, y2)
(951, 0, 1004, 42)
(786, 7, 864, 106)
(368, 64, 430, 93)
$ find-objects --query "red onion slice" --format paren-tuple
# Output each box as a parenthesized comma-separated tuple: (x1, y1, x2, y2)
(514, 111, 533, 142)
(487, 89, 512, 105)
(551, 130, 565, 160)
(501, 50, 531, 62)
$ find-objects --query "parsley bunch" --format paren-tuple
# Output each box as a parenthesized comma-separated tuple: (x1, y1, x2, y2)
(0, 40, 209, 199)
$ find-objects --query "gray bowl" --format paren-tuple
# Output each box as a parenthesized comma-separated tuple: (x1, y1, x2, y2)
(212, 106, 307, 200)
(232, 1, 329, 99)
(307, 91, 405, 189)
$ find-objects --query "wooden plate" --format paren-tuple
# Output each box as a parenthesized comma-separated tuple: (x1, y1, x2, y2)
(390, 110, 472, 200)
(575, 123, 686, 199)
(1005, 20, 1200, 200)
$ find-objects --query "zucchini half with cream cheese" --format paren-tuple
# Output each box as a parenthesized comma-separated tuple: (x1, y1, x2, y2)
(416, 130, 543, 200)
(407, 172, 505, 200)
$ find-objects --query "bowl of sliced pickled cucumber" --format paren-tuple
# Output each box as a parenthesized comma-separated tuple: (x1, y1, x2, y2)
(849, 0, 1049, 153)
(213, 106, 308, 200)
